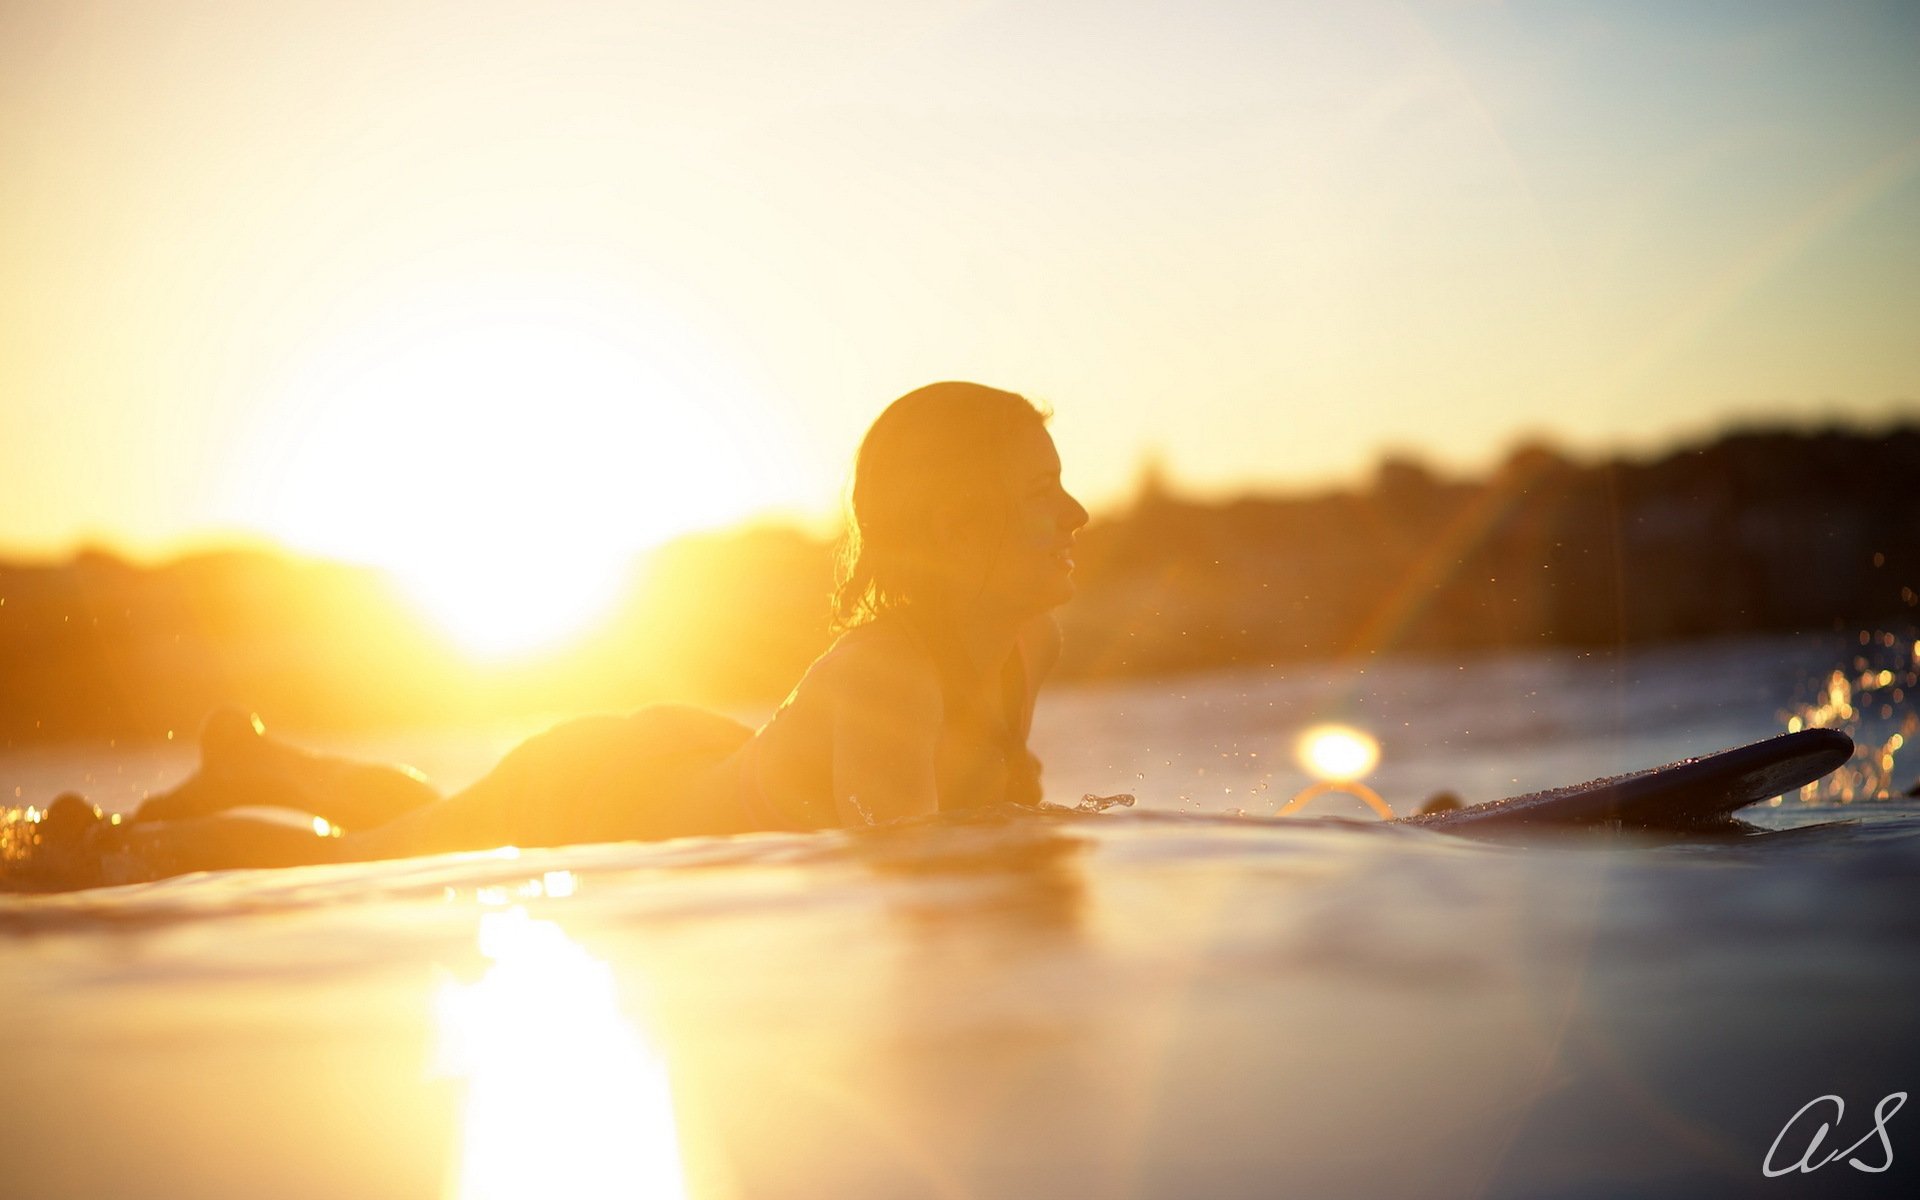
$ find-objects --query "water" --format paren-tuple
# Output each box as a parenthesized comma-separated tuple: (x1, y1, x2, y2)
(3, 634, 1919, 1198)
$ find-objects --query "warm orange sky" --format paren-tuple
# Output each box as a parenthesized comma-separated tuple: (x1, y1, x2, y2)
(4, 0, 1917, 574)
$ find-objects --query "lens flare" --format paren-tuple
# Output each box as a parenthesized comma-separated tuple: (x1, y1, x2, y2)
(1296, 725, 1381, 783)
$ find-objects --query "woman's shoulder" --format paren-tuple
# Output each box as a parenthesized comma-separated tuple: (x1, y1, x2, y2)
(825, 614, 1056, 690)
(779, 617, 943, 720)
(815, 619, 942, 693)
(796, 612, 1055, 719)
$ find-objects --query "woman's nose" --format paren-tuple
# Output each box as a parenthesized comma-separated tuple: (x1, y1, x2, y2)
(1063, 492, 1089, 531)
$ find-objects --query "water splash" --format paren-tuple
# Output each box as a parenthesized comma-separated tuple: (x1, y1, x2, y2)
(0, 805, 39, 872)
(1781, 629, 1919, 805)
(1075, 792, 1137, 813)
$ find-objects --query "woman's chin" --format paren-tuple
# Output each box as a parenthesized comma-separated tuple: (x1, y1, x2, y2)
(1037, 576, 1076, 609)
(981, 568, 1076, 617)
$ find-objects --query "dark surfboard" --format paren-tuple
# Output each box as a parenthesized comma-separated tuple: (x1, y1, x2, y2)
(1401, 728, 1855, 832)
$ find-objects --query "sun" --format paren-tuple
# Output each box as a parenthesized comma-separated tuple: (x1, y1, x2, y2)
(228, 299, 801, 658)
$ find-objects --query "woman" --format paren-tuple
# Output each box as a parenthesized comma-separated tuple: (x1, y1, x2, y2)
(20, 381, 1089, 886)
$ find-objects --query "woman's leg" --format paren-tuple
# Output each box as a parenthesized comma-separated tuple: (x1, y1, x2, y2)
(123, 710, 673, 869)
(9, 707, 759, 889)
(134, 709, 441, 831)
(341, 707, 757, 857)
(112, 812, 350, 879)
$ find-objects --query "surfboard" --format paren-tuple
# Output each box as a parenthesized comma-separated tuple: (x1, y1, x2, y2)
(1400, 728, 1855, 832)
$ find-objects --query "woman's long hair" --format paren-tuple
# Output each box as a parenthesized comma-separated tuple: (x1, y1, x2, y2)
(832, 381, 1051, 808)
(832, 381, 1051, 632)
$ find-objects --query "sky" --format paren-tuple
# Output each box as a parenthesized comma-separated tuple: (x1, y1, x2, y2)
(3, 0, 1917, 576)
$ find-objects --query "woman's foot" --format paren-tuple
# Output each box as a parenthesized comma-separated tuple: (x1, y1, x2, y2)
(134, 709, 298, 824)
(135, 708, 442, 831)
(199, 706, 270, 772)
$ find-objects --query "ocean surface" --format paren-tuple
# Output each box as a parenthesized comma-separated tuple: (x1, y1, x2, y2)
(4, 632, 1918, 1198)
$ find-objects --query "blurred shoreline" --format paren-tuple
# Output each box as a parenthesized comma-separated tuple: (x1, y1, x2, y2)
(1, 421, 1914, 748)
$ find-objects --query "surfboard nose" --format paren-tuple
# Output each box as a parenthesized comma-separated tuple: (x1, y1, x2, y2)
(1782, 726, 1855, 783)
(1411, 726, 1865, 832)
(1738, 726, 1856, 802)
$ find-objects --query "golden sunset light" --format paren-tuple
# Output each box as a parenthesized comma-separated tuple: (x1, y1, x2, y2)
(4, 6, 1920, 1199)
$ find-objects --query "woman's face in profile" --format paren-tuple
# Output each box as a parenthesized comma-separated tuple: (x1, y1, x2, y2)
(969, 422, 1089, 616)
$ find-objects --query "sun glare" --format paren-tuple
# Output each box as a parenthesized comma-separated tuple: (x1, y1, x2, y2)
(227, 299, 803, 658)
(1296, 725, 1381, 783)
(435, 907, 688, 1200)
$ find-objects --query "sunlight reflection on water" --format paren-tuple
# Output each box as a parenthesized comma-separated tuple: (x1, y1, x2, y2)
(434, 907, 686, 1200)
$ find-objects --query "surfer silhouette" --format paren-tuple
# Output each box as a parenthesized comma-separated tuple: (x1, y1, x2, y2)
(22, 382, 1090, 887)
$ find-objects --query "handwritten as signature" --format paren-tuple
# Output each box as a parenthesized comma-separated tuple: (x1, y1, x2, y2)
(1764, 1092, 1906, 1177)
